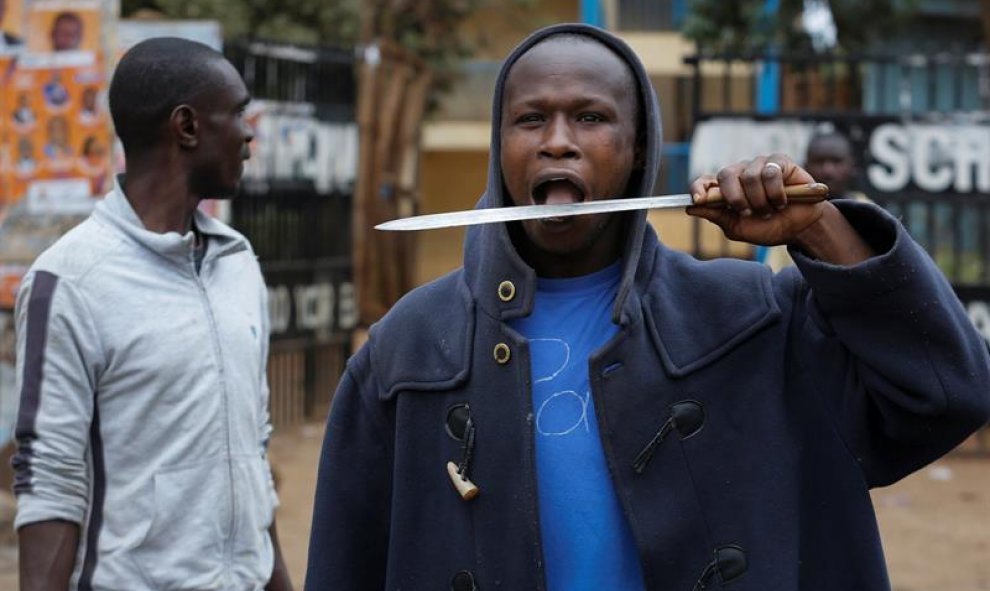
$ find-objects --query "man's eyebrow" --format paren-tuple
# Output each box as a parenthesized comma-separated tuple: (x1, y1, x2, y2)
(511, 95, 613, 109)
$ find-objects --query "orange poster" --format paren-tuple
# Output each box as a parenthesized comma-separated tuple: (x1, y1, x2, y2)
(0, 55, 15, 203)
(5, 52, 110, 211)
(25, 0, 100, 55)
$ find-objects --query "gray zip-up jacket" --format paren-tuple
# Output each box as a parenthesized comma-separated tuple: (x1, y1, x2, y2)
(13, 181, 278, 590)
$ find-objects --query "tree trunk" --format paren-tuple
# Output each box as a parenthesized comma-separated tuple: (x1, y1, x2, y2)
(352, 34, 430, 332)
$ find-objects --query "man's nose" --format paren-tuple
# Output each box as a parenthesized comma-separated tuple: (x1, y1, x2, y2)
(242, 122, 255, 145)
(539, 115, 579, 160)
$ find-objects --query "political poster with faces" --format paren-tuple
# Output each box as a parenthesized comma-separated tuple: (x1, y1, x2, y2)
(0, 0, 111, 208)
(25, 0, 101, 55)
(4, 52, 111, 208)
(0, 55, 15, 203)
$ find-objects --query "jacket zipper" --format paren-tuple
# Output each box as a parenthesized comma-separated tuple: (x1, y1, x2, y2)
(192, 253, 236, 584)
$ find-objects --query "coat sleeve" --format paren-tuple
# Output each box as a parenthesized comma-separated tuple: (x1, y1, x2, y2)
(789, 201, 990, 487)
(13, 270, 104, 529)
(305, 344, 392, 591)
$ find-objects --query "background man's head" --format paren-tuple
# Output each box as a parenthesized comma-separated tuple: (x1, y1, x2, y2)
(109, 37, 254, 199)
(50, 12, 83, 51)
(805, 130, 857, 198)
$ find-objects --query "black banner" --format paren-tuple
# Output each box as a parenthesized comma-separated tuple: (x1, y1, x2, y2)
(263, 260, 356, 343)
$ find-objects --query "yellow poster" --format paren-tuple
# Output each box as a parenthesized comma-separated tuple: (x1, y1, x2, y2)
(25, 0, 101, 54)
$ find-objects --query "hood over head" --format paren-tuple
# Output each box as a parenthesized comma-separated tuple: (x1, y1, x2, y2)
(463, 23, 663, 323)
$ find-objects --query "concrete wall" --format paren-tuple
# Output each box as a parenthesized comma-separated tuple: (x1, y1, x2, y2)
(460, 0, 580, 60)
(415, 150, 488, 284)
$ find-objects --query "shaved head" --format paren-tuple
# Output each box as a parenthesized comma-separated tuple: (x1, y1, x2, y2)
(513, 33, 639, 122)
(109, 37, 231, 158)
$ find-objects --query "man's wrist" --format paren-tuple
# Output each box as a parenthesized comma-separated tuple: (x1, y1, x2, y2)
(791, 203, 875, 266)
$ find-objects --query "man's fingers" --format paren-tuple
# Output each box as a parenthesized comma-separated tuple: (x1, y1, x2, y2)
(773, 154, 816, 185)
(761, 160, 787, 210)
(740, 159, 772, 215)
(689, 174, 719, 205)
(716, 165, 751, 216)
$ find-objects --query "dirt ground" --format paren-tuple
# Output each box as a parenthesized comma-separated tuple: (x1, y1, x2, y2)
(1, 422, 988, 590)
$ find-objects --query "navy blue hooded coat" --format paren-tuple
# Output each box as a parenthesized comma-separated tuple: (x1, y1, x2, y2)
(306, 24, 990, 591)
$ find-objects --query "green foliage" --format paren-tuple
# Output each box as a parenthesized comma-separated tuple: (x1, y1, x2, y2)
(121, 0, 532, 57)
(683, 0, 917, 54)
(121, 0, 361, 46)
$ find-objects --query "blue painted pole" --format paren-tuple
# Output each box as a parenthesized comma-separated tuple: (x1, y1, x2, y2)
(754, 0, 781, 263)
(580, 0, 604, 27)
(756, 0, 781, 114)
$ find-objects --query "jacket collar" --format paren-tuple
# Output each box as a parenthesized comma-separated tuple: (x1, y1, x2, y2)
(639, 230, 781, 377)
(94, 176, 248, 265)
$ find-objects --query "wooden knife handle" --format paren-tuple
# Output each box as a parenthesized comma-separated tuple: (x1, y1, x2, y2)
(702, 182, 830, 206)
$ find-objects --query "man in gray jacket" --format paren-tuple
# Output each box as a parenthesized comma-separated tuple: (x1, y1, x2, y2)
(14, 38, 292, 590)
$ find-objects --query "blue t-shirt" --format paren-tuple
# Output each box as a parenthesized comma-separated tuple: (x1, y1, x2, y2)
(509, 263, 646, 591)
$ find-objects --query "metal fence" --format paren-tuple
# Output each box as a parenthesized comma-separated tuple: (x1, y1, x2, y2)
(615, 0, 686, 32)
(686, 50, 990, 117)
(227, 39, 357, 427)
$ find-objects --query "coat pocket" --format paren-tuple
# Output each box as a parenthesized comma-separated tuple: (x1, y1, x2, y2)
(227, 456, 276, 585)
(131, 460, 227, 590)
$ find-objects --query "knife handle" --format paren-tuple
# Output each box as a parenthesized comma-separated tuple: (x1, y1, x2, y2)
(702, 182, 830, 206)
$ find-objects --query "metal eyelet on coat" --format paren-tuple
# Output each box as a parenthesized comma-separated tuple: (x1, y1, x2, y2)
(497, 280, 516, 302)
(451, 570, 478, 591)
(493, 343, 511, 364)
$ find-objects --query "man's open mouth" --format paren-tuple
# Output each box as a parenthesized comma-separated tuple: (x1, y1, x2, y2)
(531, 175, 588, 223)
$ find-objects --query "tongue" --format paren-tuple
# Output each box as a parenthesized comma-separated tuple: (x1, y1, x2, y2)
(542, 180, 583, 205)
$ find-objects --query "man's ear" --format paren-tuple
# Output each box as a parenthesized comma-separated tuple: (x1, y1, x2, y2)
(170, 104, 198, 149)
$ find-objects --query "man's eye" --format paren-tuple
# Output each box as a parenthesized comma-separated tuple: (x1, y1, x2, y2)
(578, 113, 604, 123)
(517, 113, 544, 124)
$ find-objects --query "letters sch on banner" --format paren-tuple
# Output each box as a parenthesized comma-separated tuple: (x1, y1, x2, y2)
(867, 123, 990, 194)
(689, 117, 990, 196)
(266, 274, 358, 341)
